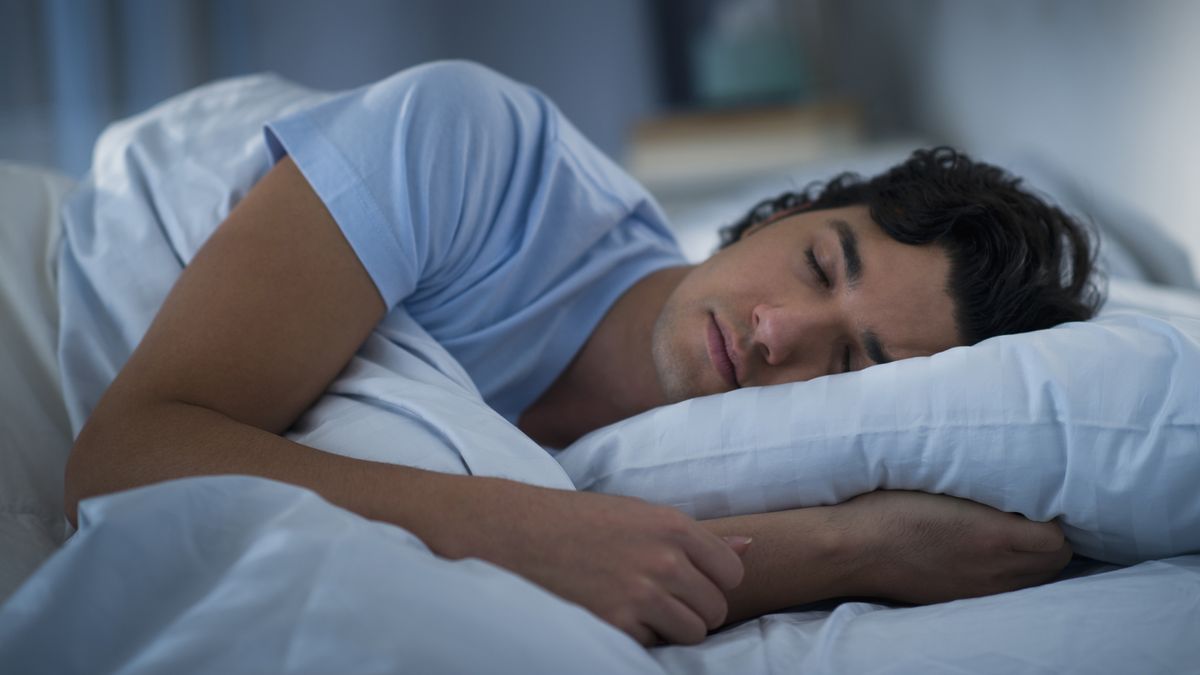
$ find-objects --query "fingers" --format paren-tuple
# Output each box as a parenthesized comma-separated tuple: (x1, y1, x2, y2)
(645, 514, 748, 642)
(661, 554, 732, 630)
(678, 520, 746, 592)
(640, 591, 711, 645)
(626, 623, 659, 648)
(722, 535, 754, 557)
(616, 567, 718, 646)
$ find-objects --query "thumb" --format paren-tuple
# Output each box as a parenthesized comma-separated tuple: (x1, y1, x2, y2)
(722, 535, 754, 556)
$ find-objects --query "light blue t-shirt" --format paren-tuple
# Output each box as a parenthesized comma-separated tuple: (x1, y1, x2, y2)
(57, 62, 685, 430)
(263, 61, 685, 422)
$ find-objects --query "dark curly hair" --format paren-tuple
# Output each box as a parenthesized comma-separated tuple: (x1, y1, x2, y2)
(719, 147, 1104, 345)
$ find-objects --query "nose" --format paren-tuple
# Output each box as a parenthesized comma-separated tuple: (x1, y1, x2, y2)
(751, 302, 838, 369)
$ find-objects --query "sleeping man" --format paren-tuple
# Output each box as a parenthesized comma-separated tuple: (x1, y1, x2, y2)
(60, 61, 1098, 646)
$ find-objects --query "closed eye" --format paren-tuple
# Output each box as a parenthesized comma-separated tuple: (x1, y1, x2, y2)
(805, 248, 831, 288)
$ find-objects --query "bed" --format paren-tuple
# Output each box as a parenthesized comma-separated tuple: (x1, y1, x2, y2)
(1, 76, 1198, 674)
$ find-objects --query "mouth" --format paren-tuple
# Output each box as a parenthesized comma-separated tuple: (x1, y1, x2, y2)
(706, 313, 740, 389)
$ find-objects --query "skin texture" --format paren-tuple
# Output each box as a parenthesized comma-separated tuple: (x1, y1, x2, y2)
(66, 157, 1073, 648)
(651, 205, 959, 401)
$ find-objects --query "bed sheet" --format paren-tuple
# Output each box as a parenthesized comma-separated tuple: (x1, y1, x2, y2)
(653, 553, 1200, 674)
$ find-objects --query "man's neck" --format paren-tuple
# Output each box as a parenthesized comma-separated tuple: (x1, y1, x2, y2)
(517, 265, 692, 448)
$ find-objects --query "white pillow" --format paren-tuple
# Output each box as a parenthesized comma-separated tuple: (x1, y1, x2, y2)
(0, 163, 77, 602)
(556, 312, 1200, 565)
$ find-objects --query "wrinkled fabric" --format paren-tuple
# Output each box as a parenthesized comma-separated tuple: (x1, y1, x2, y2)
(0, 476, 665, 675)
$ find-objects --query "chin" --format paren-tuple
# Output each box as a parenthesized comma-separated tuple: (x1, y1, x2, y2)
(650, 338, 699, 405)
(653, 346, 722, 404)
(650, 296, 719, 403)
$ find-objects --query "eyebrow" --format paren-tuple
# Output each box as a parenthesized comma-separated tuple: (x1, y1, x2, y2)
(828, 219, 863, 288)
(826, 218, 893, 365)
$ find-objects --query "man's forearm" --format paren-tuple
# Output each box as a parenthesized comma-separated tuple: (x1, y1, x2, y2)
(701, 490, 1076, 625)
(701, 507, 859, 624)
(65, 396, 474, 551)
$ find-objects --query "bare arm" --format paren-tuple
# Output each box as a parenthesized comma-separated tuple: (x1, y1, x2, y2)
(704, 491, 1073, 625)
(66, 155, 389, 520)
(64, 157, 745, 646)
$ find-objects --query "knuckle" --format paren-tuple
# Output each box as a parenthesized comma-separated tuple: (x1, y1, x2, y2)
(629, 575, 660, 605)
(650, 550, 685, 577)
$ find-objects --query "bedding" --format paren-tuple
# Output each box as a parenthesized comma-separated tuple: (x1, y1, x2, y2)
(4, 475, 1198, 675)
(2, 72, 1200, 671)
(0, 476, 664, 675)
(0, 163, 76, 604)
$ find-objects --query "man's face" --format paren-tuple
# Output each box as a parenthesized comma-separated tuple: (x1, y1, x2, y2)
(651, 205, 962, 403)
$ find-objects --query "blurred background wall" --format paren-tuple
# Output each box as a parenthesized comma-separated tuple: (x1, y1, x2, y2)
(1, 0, 1197, 281)
(824, 0, 1200, 284)
(0, 0, 661, 175)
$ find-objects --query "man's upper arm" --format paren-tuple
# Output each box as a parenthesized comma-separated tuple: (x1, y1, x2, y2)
(263, 60, 542, 311)
(103, 156, 385, 435)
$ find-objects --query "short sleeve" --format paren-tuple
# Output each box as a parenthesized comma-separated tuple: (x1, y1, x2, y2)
(263, 61, 686, 416)
(263, 60, 547, 310)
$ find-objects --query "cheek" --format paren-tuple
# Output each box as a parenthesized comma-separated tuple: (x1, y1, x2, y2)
(715, 246, 796, 296)
(677, 238, 806, 326)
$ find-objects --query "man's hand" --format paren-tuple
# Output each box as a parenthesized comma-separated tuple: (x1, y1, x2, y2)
(434, 478, 749, 646)
(832, 490, 1073, 604)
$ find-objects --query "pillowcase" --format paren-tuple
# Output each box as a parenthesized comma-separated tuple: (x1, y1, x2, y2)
(555, 312, 1200, 565)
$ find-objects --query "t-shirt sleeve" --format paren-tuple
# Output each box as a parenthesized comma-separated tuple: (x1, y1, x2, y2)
(262, 60, 552, 310)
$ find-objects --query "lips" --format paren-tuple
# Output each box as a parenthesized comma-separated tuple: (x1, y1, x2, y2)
(707, 313, 740, 389)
